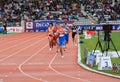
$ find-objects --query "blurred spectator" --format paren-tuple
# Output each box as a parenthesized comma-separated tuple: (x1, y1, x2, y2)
(84, 0, 120, 24)
(112, 63, 117, 71)
(2, 0, 119, 26)
(0, 0, 84, 26)
(2, 19, 7, 34)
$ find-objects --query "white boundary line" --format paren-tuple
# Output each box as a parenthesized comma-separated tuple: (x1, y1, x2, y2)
(0, 33, 49, 82)
(18, 44, 49, 82)
(0, 34, 45, 52)
(77, 36, 120, 79)
(17, 36, 89, 82)
(0, 35, 47, 61)
(0, 33, 37, 47)
(0, 33, 31, 42)
(48, 48, 91, 81)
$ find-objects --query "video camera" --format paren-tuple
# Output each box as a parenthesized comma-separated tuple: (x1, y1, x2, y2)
(103, 24, 112, 33)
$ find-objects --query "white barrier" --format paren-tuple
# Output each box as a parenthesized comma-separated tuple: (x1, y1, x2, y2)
(7, 27, 24, 33)
(98, 56, 112, 70)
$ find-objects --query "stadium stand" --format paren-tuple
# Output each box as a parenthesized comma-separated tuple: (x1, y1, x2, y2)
(83, 0, 120, 24)
(0, 0, 89, 26)
(0, 0, 119, 27)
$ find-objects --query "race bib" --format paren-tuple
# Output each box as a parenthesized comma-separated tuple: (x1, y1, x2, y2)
(73, 30, 76, 32)
(59, 34, 64, 37)
(49, 32, 53, 36)
(54, 32, 58, 36)
(65, 32, 68, 34)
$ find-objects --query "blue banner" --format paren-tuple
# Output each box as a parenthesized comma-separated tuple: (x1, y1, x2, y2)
(26, 20, 68, 32)
(77, 24, 120, 31)
(25, 20, 120, 32)
(112, 24, 120, 30)
(34, 20, 56, 32)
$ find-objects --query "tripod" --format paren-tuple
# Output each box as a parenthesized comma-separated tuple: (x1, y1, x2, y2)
(103, 31, 120, 58)
(93, 30, 103, 54)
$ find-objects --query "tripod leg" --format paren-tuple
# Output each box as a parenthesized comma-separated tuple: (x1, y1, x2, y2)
(94, 40, 103, 54)
(93, 31, 103, 54)
(98, 40, 103, 53)
(108, 40, 110, 49)
(110, 39, 120, 58)
(106, 41, 109, 56)
(103, 41, 109, 56)
(93, 41, 99, 53)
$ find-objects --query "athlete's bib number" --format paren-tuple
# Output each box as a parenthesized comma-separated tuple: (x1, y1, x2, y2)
(49, 32, 53, 35)
(65, 32, 68, 34)
(59, 34, 64, 37)
(54, 32, 58, 36)
(73, 30, 76, 32)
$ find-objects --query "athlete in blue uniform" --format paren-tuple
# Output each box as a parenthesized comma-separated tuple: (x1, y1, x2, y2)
(63, 23, 70, 44)
(57, 24, 65, 58)
(62, 23, 70, 51)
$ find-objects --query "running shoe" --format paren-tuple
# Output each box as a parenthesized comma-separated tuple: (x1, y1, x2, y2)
(61, 55, 64, 58)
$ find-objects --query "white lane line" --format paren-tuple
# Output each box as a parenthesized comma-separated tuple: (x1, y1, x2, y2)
(0, 63, 44, 66)
(18, 44, 49, 82)
(27, 62, 44, 65)
(0, 36, 47, 62)
(0, 33, 38, 47)
(0, 33, 30, 42)
(0, 33, 45, 60)
(48, 54, 91, 82)
(0, 63, 16, 65)
(0, 79, 3, 82)
(0, 34, 45, 52)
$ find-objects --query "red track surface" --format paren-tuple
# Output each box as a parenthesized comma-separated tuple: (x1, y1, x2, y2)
(0, 32, 119, 82)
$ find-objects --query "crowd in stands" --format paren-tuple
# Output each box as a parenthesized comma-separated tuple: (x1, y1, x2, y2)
(0, 0, 87, 26)
(83, 0, 120, 24)
(0, 0, 120, 26)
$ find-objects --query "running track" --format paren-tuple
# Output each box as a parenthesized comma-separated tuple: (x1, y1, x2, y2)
(0, 32, 119, 82)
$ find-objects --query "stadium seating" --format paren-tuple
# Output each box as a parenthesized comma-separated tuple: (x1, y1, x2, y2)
(83, 0, 120, 24)
(0, 0, 119, 27)
(0, 0, 85, 26)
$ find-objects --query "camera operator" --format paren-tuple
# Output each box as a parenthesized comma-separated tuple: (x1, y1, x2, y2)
(3, 20, 7, 34)
(103, 22, 112, 41)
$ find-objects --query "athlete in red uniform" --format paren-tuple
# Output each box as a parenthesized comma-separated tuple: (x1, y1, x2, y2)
(53, 23, 59, 46)
(52, 23, 59, 54)
(47, 23, 54, 51)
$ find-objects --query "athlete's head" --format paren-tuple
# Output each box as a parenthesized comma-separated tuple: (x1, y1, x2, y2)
(63, 23, 67, 27)
(57, 23, 62, 29)
(72, 23, 75, 26)
(49, 22, 53, 27)
(54, 23, 58, 28)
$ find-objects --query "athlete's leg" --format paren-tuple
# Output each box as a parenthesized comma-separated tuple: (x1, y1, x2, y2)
(63, 35, 67, 51)
(74, 34, 78, 46)
(55, 39, 59, 54)
(72, 32, 75, 44)
(58, 39, 64, 58)
(64, 34, 69, 50)
(60, 46, 63, 56)
(72, 33, 77, 46)
(65, 34, 69, 44)
(48, 36, 53, 50)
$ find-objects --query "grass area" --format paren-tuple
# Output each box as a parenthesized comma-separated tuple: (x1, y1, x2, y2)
(79, 31, 120, 76)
